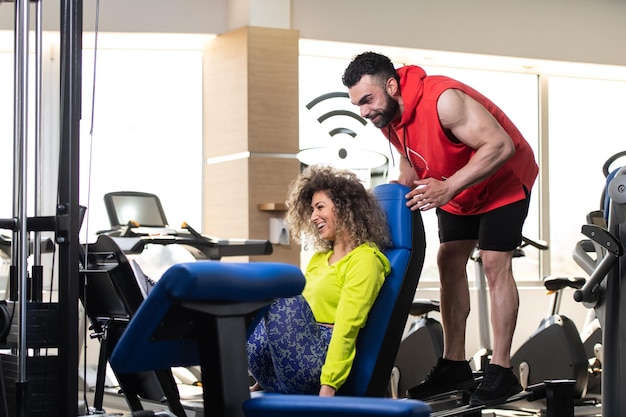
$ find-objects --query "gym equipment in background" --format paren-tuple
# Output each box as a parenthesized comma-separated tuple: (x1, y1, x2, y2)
(572, 209, 608, 398)
(574, 161, 626, 416)
(510, 275, 589, 398)
(78, 191, 275, 415)
(97, 191, 273, 259)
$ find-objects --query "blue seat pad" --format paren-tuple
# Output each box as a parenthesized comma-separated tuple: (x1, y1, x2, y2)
(110, 261, 305, 374)
(243, 395, 431, 417)
(159, 261, 305, 302)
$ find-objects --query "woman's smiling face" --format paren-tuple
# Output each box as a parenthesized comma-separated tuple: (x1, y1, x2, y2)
(310, 190, 337, 241)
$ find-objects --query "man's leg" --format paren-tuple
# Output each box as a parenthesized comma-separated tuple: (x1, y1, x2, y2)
(469, 194, 529, 407)
(469, 248, 523, 406)
(406, 239, 477, 399)
(480, 249, 518, 368)
(438, 240, 477, 361)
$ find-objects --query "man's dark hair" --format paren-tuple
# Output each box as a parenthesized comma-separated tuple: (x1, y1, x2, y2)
(342, 51, 399, 88)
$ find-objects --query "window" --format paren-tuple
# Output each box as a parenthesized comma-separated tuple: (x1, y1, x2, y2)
(79, 36, 205, 241)
(0, 47, 15, 219)
(0, 35, 38, 220)
(548, 76, 626, 276)
(1, 32, 206, 245)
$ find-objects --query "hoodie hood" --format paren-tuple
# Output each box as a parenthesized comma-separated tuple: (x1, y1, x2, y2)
(395, 66, 427, 128)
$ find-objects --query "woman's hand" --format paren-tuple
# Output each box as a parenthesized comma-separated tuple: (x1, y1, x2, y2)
(319, 384, 336, 397)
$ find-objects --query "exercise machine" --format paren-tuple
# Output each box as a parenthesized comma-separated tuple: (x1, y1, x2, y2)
(96, 191, 273, 260)
(510, 275, 590, 399)
(78, 192, 274, 415)
(568, 151, 626, 399)
(571, 209, 608, 397)
(79, 234, 188, 417)
(573, 162, 626, 416)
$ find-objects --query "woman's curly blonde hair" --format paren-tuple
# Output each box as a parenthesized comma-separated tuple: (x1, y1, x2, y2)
(285, 165, 391, 252)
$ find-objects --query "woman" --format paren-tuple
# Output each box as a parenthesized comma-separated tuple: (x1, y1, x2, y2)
(247, 165, 391, 396)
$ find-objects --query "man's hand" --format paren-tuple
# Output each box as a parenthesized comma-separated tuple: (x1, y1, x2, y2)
(405, 178, 455, 211)
(319, 384, 336, 397)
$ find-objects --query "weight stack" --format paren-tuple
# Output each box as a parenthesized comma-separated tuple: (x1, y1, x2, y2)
(0, 302, 60, 417)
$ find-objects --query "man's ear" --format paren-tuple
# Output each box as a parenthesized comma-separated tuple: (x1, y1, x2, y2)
(386, 78, 399, 96)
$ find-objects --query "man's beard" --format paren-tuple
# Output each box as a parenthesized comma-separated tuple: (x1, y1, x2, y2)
(370, 93, 399, 128)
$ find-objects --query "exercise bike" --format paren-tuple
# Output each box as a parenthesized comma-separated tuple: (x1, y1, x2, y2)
(510, 275, 590, 399)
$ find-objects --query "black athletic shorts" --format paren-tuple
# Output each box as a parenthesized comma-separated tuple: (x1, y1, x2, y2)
(436, 188, 531, 251)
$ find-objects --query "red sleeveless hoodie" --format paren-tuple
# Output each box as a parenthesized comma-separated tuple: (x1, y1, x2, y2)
(383, 66, 538, 215)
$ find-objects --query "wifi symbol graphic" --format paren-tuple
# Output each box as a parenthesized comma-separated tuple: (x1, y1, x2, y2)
(301, 91, 387, 170)
(305, 92, 367, 138)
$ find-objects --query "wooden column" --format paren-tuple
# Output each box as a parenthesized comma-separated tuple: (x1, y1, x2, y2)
(202, 26, 300, 266)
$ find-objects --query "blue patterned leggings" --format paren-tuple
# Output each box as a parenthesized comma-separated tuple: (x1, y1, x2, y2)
(246, 295, 333, 394)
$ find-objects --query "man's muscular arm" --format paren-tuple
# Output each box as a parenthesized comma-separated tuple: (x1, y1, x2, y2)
(438, 88, 515, 194)
(406, 89, 515, 211)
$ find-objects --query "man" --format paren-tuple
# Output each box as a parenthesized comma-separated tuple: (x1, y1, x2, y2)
(342, 52, 538, 407)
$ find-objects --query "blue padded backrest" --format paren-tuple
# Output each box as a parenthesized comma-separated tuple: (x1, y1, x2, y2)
(375, 184, 415, 251)
(110, 261, 305, 374)
(338, 183, 426, 397)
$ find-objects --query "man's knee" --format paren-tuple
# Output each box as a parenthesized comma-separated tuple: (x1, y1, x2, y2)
(480, 250, 514, 281)
(438, 240, 475, 263)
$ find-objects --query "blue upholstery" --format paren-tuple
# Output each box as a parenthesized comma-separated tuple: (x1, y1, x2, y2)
(243, 395, 431, 417)
(339, 183, 426, 396)
(110, 261, 305, 373)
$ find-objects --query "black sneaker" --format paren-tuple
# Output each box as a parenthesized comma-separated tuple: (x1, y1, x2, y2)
(406, 357, 476, 400)
(469, 363, 523, 407)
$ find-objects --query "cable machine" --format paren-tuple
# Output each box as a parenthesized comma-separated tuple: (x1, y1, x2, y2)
(0, 0, 82, 416)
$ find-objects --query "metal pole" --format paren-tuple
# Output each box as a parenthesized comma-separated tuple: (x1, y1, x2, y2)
(32, 0, 44, 302)
(59, 0, 82, 415)
(12, 0, 30, 415)
(474, 257, 491, 364)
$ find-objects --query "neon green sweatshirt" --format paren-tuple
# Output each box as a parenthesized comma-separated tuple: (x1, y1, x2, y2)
(302, 242, 391, 390)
